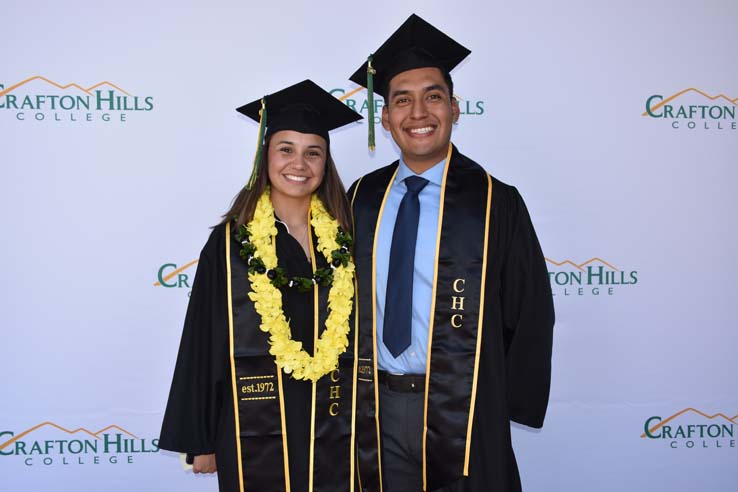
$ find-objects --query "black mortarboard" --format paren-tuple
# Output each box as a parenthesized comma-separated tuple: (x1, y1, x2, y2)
(236, 79, 361, 189)
(348, 14, 471, 150)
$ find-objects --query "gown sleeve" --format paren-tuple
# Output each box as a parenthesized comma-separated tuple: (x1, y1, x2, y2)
(499, 187, 555, 429)
(159, 229, 229, 456)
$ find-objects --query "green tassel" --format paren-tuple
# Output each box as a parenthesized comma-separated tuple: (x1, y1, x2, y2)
(366, 55, 376, 151)
(246, 97, 267, 190)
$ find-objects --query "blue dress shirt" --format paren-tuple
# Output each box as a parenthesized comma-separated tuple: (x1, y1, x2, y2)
(375, 156, 446, 374)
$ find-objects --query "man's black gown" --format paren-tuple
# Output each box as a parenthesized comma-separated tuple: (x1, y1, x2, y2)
(350, 147, 554, 492)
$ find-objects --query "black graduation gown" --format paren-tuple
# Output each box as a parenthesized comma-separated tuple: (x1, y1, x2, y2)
(159, 221, 332, 492)
(350, 146, 554, 492)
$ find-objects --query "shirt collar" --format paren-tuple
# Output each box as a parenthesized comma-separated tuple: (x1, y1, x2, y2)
(396, 155, 447, 187)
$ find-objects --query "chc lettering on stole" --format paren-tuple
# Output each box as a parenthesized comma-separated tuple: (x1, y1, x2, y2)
(329, 369, 340, 416)
(451, 278, 465, 329)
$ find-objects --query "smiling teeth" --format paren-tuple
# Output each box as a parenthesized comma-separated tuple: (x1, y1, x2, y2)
(285, 175, 308, 182)
(410, 126, 433, 134)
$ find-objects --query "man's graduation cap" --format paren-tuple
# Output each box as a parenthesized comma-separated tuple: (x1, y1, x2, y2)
(236, 79, 361, 189)
(348, 14, 471, 150)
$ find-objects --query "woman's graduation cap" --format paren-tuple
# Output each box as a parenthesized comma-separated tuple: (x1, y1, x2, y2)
(348, 14, 471, 150)
(236, 79, 361, 189)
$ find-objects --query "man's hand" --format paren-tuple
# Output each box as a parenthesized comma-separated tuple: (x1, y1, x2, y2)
(193, 454, 217, 473)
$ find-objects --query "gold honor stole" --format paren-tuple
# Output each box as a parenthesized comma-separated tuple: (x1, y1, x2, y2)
(351, 145, 492, 491)
(224, 222, 358, 492)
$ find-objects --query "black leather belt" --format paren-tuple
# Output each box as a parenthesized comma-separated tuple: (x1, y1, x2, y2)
(378, 371, 425, 393)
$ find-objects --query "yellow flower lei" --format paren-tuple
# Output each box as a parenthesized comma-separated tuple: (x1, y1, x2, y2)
(246, 189, 355, 382)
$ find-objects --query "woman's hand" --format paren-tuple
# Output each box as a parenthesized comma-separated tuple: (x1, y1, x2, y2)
(193, 454, 217, 473)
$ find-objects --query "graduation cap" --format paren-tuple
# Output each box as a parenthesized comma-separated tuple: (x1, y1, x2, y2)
(348, 14, 471, 150)
(236, 79, 361, 189)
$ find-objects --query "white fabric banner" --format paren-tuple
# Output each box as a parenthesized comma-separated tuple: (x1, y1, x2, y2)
(2, 1, 736, 491)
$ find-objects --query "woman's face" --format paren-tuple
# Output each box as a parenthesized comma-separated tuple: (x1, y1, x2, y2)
(267, 130, 327, 203)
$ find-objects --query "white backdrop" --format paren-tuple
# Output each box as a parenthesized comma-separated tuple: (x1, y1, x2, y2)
(2, 1, 736, 491)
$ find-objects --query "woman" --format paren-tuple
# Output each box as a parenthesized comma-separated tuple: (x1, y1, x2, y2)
(159, 80, 362, 492)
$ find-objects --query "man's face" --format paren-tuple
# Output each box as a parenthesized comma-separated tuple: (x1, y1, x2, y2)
(381, 67, 459, 173)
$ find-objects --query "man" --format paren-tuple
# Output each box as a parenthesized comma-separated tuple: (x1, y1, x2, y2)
(348, 14, 554, 492)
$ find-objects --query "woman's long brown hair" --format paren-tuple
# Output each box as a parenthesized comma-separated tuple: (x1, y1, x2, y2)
(221, 134, 352, 232)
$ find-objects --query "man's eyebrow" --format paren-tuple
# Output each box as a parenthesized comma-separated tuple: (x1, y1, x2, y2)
(389, 89, 410, 99)
(423, 84, 446, 93)
(389, 84, 447, 99)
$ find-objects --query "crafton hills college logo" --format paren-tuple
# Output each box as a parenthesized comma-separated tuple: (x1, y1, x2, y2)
(154, 259, 199, 296)
(642, 408, 737, 450)
(330, 86, 485, 125)
(0, 421, 159, 466)
(0, 75, 154, 123)
(545, 257, 638, 296)
(643, 88, 737, 131)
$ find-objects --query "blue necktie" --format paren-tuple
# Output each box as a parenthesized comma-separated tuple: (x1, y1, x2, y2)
(383, 175, 429, 358)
